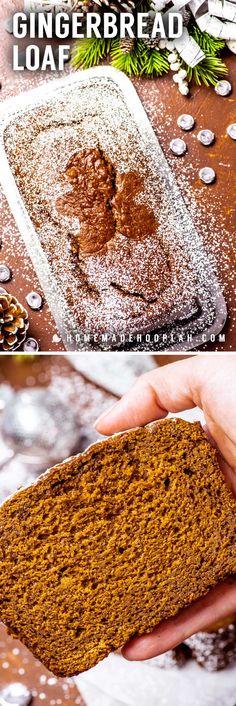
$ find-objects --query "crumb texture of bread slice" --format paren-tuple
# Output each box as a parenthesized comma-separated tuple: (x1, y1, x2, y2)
(0, 419, 235, 677)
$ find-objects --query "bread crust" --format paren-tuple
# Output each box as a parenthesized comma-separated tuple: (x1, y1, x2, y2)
(0, 418, 235, 677)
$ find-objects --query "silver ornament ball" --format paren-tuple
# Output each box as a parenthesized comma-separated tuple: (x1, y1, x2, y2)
(170, 138, 187, 156)
(199, 167, 216, 184)
(4, 16, 13, 34)
(0, 683, 32, 706)
(23, 338, 39, 353)
(177, 114, 195, 131)
(197, 129, 215, 146)
(26, 291, 43, 310)
(227, 123, 236, 140)
(1, 387, 80, 464)
(214, 80, 232, 97)
(0, 265, 11, 283)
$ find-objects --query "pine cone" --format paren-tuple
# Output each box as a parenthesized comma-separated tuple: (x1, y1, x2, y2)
(180, 6, 191, 26)
(72, 0, 134, 11)
(0, 293, 29, 352)
(119, 37, 135, 53)
(142, 13, 160, 50)
(72, 0, 102, 11)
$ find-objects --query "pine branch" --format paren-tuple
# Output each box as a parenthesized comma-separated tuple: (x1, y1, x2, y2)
(185, 54, 228, 86)
(183, 20, 227, 86)
(70, 14, 227, 88)
(140, 45, 169, 76)
(135, 0, 152, 11)
(111, 39, 169, 77)
(189, 20, 226, 55)
(71, 37, 110, 69)
(110, 38, 143, 75)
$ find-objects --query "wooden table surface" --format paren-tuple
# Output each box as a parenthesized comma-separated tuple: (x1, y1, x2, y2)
(0, 622, 85, 706)
(0, 0, 235, 352)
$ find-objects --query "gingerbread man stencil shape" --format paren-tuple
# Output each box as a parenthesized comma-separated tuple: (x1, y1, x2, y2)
(56, 147, 157, 256)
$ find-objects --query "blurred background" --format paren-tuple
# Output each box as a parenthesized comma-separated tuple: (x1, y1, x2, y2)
(0, 354, 188, 502)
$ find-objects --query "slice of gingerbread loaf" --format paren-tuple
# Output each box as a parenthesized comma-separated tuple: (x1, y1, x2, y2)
(0, 418, 236, 677)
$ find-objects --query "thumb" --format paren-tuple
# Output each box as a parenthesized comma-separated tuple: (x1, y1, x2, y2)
(95, 357, 198, 435)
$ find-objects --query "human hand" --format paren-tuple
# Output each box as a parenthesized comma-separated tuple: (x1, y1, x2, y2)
(95, 355, 236, 661)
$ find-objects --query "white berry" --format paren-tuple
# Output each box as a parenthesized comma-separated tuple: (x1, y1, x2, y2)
(173, 73, 181, 83)
(168, 52, 178, 63)
(166, 40, 175, 50)
(151, 0, 166, 9)
(226, 39, 236, 54)
(159, 39, 167, 49)
(178, 68, 187, 79)
(179, 82, 189, 95)
(170, 61, 181, 71)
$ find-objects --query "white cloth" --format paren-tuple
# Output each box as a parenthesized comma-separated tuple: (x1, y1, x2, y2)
(75, 653, 236, 706)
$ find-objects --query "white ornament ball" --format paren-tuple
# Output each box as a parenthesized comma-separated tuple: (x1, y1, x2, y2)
(170, 61, 181, 71)
(178, 68, 187, 79)
(151, 0, 166, 10)
(159, 39, 167, 49)
(168, 52, 178, 63)
(179, 81, 189, 95)
(226, 39, 236, 54)
(151, 0, 165, 12)
(173, 73, 181, 83)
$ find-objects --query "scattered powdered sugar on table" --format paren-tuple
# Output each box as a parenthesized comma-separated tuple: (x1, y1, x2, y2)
(0, 186, 63, 349)
(133, 78, 235, 351)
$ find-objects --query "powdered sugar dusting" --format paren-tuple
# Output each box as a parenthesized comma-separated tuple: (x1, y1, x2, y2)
(3, 77, 197, 331)
(1, 70, 227, 350)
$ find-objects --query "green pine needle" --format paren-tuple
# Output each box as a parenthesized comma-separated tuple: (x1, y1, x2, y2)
(186, 55, 228, 86)
(110, 39, 169, 77)
(183, 20, 227, 86)
(189, 21, 226, 56)
(136, 0, 152, 11)
(140, 46, 169, 76)
(71, 37, 110, 70)
(110, 39, 143, 76)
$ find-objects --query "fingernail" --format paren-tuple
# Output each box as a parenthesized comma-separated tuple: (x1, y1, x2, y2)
(94, 402, 120, 431)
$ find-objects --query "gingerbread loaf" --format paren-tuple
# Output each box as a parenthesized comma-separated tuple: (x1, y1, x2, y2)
(4, 77, 199, 340)
(0, 418, 236, 677)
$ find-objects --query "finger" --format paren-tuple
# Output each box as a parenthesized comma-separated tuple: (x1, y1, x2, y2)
(122, 579, 236, 661)
(219, 454, 236, 495)
(202, 425, 236, 493)
(204, 416, 236, 476)
(95, 358, 197, 435)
